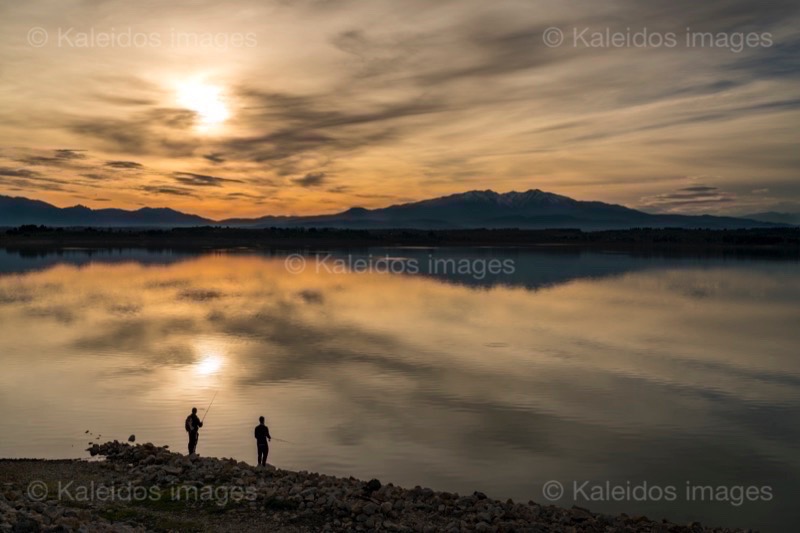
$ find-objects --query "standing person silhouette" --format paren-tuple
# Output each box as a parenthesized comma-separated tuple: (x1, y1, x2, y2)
(185, 407, 203, 455)
(254, 416, 272, 466)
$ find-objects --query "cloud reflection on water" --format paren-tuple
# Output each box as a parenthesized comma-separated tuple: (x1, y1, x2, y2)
(0, 249, 798, 529)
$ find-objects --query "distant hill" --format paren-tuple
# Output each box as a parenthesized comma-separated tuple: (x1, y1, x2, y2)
(742, 211, 800, 226)
(0, 195, 212, 227)
(0, 190, 787, 230)
(221, 189, 787, 230)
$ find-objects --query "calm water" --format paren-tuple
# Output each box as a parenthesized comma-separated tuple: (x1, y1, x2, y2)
(0, 247, 798, 531)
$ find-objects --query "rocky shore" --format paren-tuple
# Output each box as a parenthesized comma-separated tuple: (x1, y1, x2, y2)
(1, 442, 748, 532)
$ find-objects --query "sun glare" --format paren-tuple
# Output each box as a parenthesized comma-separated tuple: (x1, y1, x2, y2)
(176, 80, 230, 130)
(195, 354, 223, 376)
(193, 338, 227, 376)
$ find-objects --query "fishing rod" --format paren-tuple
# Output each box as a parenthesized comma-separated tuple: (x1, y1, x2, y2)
(272, 437, 296, 444)
(201, 391, 218, 423)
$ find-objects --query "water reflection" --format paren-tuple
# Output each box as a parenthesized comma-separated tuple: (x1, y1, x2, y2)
(0, 249, 798, 531)
(192, 338, 227, 377)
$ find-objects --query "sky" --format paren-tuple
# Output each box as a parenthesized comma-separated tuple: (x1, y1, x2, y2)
(0, 0, 798, 219)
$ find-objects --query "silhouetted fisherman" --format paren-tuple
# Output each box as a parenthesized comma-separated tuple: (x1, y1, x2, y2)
(254, 416, 272, 466)
(185, 407, 203, 454)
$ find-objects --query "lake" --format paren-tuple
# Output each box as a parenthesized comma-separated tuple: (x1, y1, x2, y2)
(0, 247, 798, 531)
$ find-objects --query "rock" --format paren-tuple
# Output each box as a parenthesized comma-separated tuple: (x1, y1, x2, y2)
(60, 440, 739, 533)
(10, 516, 40, 533)
(128, 434, 136, 442)
(364, 479, 381, 494)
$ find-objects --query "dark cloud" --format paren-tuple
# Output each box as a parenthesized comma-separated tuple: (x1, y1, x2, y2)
(225, 192, 268, 202)
(16, 156, 59, 166)
(105, 160, 144, 169)
(293, 172, 327, 187)
(331, 28, 432, 81)
(94, 94, 158, 106)
(642, 185, 737, 211)
(0, 165, 71, 192)
(178, 289, 223, 301)
(69, 108, 198, 156)
(80, 173, 108, 180)
(173, 172, 243, 187)
(0, 171, 70, 192)
(141, 185, 196, 197)
(680, 186, 719, 193)
(729, 38, 800, 79)
(203, 153, 226, 163)
(297, 289, 324, 304)
(223, 88, 444, 171)
(0, 167, 38, 178)
(659, 186, 727, 200)
(54, 149, 87, 160)
(641, 0, 800, 33)
(416, 23, 562, 86)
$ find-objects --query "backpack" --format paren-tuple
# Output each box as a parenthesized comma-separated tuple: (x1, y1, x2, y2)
(185, 415, 194, 433)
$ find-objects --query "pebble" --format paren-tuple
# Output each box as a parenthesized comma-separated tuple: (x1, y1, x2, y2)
(0, 441, 748, 533)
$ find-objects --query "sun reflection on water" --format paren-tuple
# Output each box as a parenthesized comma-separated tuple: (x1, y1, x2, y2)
(193, 339, 226, 377)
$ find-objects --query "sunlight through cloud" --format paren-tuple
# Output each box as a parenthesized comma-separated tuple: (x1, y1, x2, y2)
(176, 80, 230, 131)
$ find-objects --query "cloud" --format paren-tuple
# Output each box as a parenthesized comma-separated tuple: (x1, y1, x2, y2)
(16, 156, 60, 166)
(173, 172, 243, 187)
(141, 185, 196, 197)
(2, 0, 800, 214)
(54, 149, 87, 160)
(0, 170, 70, 192)
(293, 172, 327, 187)
(105, 160, 144, 169)
(225, 192, 268, 202)
(16, 149, 90, 167)
(203, 153, 226, 163)
(0, 167, 39, 178)
(679, 186, 719, 194)
(69, 108, 198, 156)
(221, 88, 445, 173)
(641, 185, 737, 212)
(93, 94, 158, 106)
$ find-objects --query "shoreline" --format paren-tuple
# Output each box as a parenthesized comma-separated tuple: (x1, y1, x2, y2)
(0, 442, 746, 532)
(1, 227, 799, 258)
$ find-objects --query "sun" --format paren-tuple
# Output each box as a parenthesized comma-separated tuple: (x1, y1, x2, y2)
(176, 80, 230, 130)
(195, 354, 223, 376)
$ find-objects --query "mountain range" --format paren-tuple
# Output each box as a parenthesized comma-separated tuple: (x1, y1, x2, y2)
(0, 190, 794, 230)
